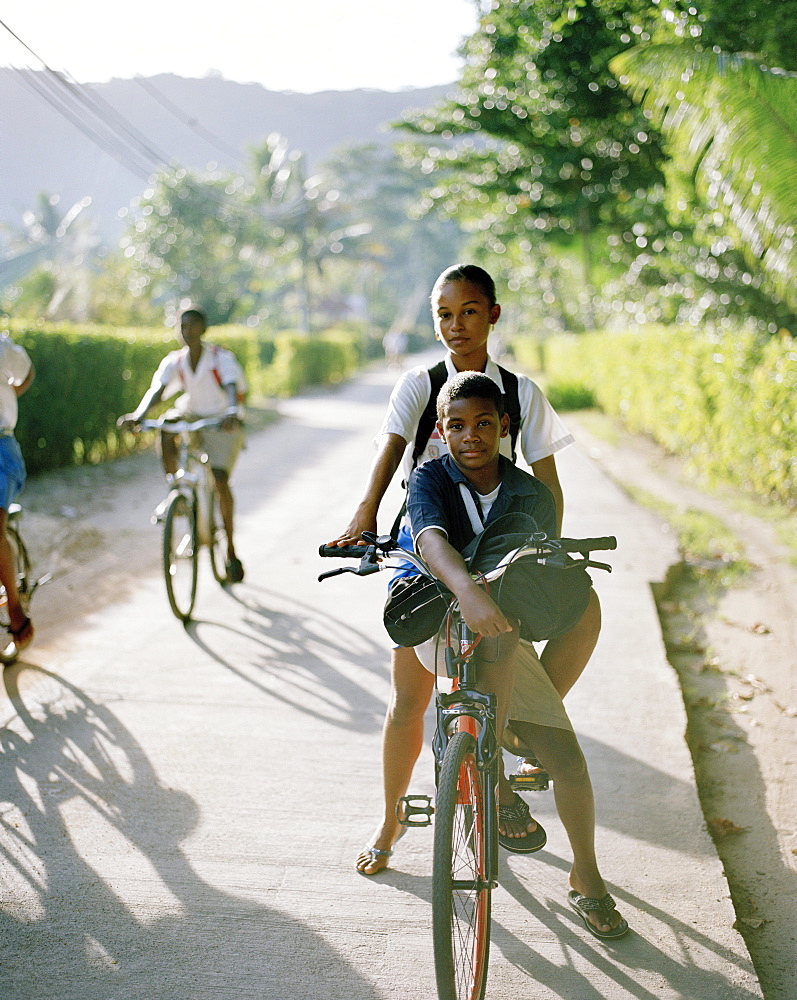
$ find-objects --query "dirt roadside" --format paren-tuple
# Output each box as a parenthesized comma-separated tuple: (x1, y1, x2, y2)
(6, 406, 795, 998)
(568, 412, 796, 1000)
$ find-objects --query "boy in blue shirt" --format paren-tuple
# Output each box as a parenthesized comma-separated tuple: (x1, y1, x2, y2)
(406, 371, 628, 940)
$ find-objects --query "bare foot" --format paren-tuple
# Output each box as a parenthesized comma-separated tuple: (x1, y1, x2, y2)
(7, 615, 33, 653)
(516, 757, 546, 777)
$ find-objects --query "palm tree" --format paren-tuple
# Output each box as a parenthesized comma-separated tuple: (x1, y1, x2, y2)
(610, 44, 797, 309)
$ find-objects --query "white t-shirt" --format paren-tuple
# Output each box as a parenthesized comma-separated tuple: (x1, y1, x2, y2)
(0, 334, 32, 432)
(151, 343, 243, 417)
(378, 354, 574, 481)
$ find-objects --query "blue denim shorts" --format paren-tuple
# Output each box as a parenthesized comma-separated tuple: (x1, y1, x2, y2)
(0, 436, 26, 510)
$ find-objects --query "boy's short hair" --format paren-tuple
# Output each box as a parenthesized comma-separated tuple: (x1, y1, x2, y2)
(180, 307, 207, 326)
(437, 371, 505, 422)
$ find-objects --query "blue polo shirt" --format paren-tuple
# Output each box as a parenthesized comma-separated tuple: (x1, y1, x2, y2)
(407, 454, 556, 554)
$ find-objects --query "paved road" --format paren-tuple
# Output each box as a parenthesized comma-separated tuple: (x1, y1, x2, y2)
(0, 361, 763, 999)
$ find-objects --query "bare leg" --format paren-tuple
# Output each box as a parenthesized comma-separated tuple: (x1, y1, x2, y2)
(540, 589, 601, 697)
(211, 468, 237, 561)
(514, 590, 602, 777)
(512, 720, 626, 936)
(159, 430, 179, 477)
(0, 509, 32, 645)
(356, 645, 434, 874)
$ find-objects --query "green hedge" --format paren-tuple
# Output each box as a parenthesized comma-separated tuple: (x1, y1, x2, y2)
(523, 325, 796, 506)
(6, 320, 361, 475)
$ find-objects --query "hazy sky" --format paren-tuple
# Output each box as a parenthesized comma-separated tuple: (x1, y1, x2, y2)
(0, 0, 480, 92)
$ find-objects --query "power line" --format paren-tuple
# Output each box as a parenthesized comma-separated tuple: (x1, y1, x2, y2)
(0, 16, 170, 177)
(134, 76, 244, 163)
(10, 69, 154, 181)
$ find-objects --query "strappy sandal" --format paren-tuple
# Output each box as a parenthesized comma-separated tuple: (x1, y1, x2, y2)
(356, 829, 405, 876)
(568, 890, 630, 940)
(498, 793, 547, 853)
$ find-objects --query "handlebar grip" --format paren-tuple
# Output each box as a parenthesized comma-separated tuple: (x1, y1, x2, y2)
(318, 543, 370, 559)
(557, 536, 617, 553)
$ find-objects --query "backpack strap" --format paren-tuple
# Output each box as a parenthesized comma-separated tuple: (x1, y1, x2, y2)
(499, 365, 521, 463)
(411, 360, 448, 467)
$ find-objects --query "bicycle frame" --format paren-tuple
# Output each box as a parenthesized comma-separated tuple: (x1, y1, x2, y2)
(139, 416, 229, 619)
(318, 529, 616, 1000)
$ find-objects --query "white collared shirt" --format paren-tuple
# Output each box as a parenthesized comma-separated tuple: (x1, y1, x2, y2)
(150, 343, 241, 417)
(378, 354, 574, 481)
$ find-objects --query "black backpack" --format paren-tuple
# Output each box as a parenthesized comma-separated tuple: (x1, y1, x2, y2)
(391, 360, 522, 538)
(412, 360, 521, 467)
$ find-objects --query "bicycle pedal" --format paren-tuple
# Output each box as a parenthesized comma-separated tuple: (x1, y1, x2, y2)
(397, 794, 434, 827)
(509, 772, 551, 792)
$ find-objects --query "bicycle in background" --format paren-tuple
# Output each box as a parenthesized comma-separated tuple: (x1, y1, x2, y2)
(319, 530, 616, 1000)
(140, 417, 230, 622)
(0, 503, 50, 664)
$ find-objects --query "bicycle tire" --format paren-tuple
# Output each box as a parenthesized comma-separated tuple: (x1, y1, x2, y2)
(0, 526, 32, 662)
(163, 490, 198, 621)
(433, 730, 492, 1000)
(207, 482, 228, 585)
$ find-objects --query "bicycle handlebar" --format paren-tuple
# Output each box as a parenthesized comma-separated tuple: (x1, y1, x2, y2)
(550, 536, 617, 553)
(138, 416, 224, 434)
(318, 543, 372, 559)
(318, 532, 617, 584)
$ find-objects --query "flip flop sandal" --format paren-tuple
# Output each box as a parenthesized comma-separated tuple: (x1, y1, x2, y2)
(498, 793, 547, 853)
(568, 890, 630, 940)
(356, 829, 405, 876)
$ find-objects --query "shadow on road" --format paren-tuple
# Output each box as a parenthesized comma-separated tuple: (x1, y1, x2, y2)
(184, 584, 390, 736)
(0, 664, 383, 1000)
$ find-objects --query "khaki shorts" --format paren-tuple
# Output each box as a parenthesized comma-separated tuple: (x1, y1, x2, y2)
(195, 426, 245, 474)
(414, 634, 573, 736)
(162, 410, 245, 474)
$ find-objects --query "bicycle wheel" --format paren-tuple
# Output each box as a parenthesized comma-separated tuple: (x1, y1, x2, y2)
(163, 490, 198, 621)
(206, 481, 228, 585)
(433, 730, 492, 1000)
(0, 527, 31, 662)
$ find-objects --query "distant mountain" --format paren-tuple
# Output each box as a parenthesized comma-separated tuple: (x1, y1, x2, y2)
(1, 70, 452, 243)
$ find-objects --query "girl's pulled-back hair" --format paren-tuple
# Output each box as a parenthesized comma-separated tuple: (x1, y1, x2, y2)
(436, 371, 505, 422)
(431, 264, 497, 307)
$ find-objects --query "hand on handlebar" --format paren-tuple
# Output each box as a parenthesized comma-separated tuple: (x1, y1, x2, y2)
(458, 585, 515, 639)
(326, 509, 377, 548)
(221, 412, 242, 431)
(117, 414, 142, 433)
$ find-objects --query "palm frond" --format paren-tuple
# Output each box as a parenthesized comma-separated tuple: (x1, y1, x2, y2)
(611, 44, 797, 305)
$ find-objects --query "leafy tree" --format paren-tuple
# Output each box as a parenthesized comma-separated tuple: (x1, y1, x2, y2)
(397, 0, 675, 327)
(611, 23, 797, 320)
(1, 193, 97, 321)
(324, 144, 466, 336)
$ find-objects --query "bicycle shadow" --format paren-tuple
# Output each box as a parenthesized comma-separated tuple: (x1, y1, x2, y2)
(0, 663, 384, 1000)
(182, 583, 390, 736)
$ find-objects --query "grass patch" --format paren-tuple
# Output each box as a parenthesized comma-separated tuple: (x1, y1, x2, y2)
(624, 484, 751, 586)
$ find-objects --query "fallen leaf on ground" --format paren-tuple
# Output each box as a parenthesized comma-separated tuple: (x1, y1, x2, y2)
(708, 817, 747, 838)
(735, 917, 765, 929)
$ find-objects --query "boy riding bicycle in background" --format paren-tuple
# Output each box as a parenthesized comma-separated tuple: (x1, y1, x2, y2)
(118, 307, 247, 583)
(405, 371, 628, 940)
